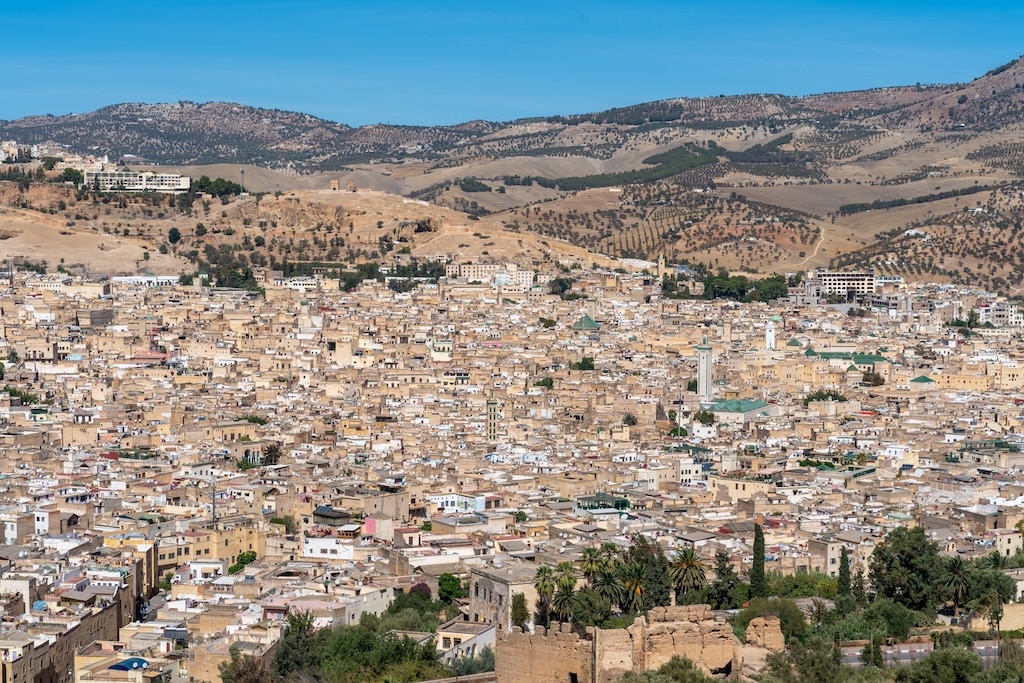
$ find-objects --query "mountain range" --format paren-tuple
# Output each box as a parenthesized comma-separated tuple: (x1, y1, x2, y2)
(5, 56, 1024, 292)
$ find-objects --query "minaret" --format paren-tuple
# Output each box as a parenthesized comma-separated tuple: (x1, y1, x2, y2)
(766, 320, 776, 351)
(486, 400, 501, 442)
(696, 337, 713, 403)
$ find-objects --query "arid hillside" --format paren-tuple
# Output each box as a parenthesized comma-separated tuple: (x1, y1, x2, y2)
(0, 182, 609, 281)
(6, 56, 1024, 290)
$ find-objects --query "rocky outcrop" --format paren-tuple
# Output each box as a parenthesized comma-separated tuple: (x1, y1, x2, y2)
(744, 616, 785, 652)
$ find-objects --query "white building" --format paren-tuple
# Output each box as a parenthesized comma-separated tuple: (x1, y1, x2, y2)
(84, 171, 191, 193)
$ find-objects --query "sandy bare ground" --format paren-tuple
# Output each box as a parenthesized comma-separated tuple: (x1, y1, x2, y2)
(0, 210, 188, 276)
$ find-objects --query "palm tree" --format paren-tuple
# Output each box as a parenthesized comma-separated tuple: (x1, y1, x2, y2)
(551, 583, 577, 624)
(599, 542, 620, 571)
(580, 547, 604, 585)
(620, 562, 647, 614)
(592, 568, 624, 611)
(942, 555, 971, 620)
(555, 561, 577, 588)
(534, 565, 556, 626)
(669, 547, 708, 600)
(984, 550, 1010, 571)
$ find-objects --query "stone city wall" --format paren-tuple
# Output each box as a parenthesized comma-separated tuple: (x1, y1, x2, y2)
(496, 622, 593, 683)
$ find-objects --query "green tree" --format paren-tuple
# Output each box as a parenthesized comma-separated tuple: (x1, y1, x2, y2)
(988, 593, 1004, 636)
(733, 598, 807, 644)
(580, 547, 604, 584)
(669, 547, 708, 599)
(555, 561, 577, 587)
(572, 356, 595, 371)
(622, 412, 638, 426)
(453, 646, 494, 675)
(534, 565, 556, 626)
(869, 526, 943, 611)
(750, 524, 767, 599)
(620, 562, 648, 614)
(941, 555, 970, 620)
(261, 443, 282, 466)
(967, 568, 1015, 608)
(438, 573, 465, 603)
(982, 550, 1011, 571)
(60, 168, 83, 184)
(269, 515, 296, 534)
(551, 583, 577, 623)
(694, 410, 715, 425)
(861, 371, 886, 386)
(860, 634, 884, 669)
(837, 547, 852, 596)
(273, 610, 320, 679)
(864, 598, 917, 641)
(763, 636, 843, 683)
(167, 226, 182, 244)
(220, 647, 271, 683)
(892, 646, 982, 683)
(853, 568, 867, 606)
(707, 552, 741, 610)
(592, 568, 624, 611)
(549, 277, 574, 296)
(571, 589, 612, 634)
(618, 656, 717, 683)
(803, 389, 848, 406)
(511, 592, 529, 630)
(621, 534, 672, 612)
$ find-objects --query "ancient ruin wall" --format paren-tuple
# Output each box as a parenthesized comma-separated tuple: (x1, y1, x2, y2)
(496, 622, 593, 683)
(496, 605, 742, 683)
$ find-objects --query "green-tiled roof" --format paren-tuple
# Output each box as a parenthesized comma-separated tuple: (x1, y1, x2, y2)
(709, 398, 769, 413)
(804, 348, 890, 364)
(572, 314, 600, 331)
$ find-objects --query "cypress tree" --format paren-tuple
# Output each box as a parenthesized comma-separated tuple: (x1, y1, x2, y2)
(750, 523, 766, 598)
(838, 547, 851, 596)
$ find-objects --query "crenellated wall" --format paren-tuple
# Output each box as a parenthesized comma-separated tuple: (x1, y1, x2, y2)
(495, 622, 593, 683)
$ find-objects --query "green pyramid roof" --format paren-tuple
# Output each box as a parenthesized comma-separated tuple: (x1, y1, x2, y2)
(573, 314, 600, 331)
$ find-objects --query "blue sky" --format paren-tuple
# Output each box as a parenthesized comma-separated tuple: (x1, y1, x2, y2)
(3, 0, 1023, 126)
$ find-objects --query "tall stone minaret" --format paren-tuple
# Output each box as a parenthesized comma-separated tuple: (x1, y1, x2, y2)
(696, 337, 713, 404)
